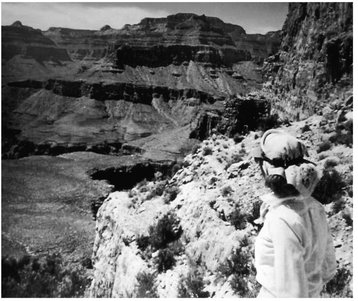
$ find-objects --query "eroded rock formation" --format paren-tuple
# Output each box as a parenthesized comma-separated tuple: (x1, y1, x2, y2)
(263, 2, 353, 120)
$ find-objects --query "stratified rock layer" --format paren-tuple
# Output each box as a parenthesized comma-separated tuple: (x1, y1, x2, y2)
(263, 2, 352, 120)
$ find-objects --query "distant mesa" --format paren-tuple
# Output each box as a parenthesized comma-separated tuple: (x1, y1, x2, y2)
(11, 20, 23, 27)
(100, 25, 112, 31)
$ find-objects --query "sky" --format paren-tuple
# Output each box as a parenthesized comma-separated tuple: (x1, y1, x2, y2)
(1, 2, 288, 34)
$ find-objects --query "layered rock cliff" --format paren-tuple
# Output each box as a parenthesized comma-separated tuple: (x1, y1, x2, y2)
(263, 2, 353, 120)
(2, 13, 278, 160)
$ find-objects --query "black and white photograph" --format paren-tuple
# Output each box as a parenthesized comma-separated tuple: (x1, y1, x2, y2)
(1, 1, 353, 298)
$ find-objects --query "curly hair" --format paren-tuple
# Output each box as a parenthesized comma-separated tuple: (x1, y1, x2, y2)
(265, 174, 300, 198)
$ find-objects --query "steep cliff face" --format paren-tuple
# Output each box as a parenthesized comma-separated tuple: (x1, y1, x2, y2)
(263, 2, 353, 120)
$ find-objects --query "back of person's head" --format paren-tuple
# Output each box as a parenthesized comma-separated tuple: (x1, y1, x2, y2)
(254, 129, 320, 198)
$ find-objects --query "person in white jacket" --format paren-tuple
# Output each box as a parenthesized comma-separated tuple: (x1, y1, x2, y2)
(253, 129, 336, 298)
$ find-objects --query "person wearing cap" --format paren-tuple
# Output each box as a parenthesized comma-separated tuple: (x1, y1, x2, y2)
(253, 129, 336, 298)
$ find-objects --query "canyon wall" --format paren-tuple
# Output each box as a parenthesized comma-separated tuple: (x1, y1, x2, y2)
(263, 2, 352, 120)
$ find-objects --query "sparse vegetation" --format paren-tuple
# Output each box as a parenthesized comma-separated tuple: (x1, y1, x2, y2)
(148, 212, 182, 251)
(329, 131, 353, 147)
(221, 185, 233, 197)
(202, 146, 213, 156)
(229, 206, 248, 230)
(317, 141, 332, 153)
(137, 213, 183, 273)
(301, 124, 311, 133)
(2, 254, 90, 298)
(324, 158, 339, 169)
(154, 182, 166, 196)
(312, 167, 345, 204)
(137, 235, 150, 252)
(136, 271, 159, 298)
(342, 209, 353, 227)
(217, 247, 258, 297)
(177, 268, 210, 298)
(332, 198, 345, 214)
(321, 267, 353, 297)
(154, 248, 176, 272)
(163, 186, 180, 204)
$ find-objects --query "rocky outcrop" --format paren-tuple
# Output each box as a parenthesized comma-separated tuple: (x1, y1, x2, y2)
(90, 116, 353, 297)
(263, 3, 353, 120)
(217, 92, 271, 137)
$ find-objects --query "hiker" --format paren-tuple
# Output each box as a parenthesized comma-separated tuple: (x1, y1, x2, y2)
(253, 129, 336, 298)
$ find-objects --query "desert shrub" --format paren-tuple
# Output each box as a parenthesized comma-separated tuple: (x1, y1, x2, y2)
(154, 182, 166, 196)
(331, 198, 345, 214)
(316, 141, 332, 153)
(301, 124, 311, 133)
(324, 158, 339, 169)
(217, 247, 256, 296)
(177, 269, 210, 298)
(137, 235, 150, 252)
(136, 271, 159, 298)
(342, 210, 353, 227)
(81, 257, 93, 269)
(246, 199, 262, 225)
(312, 168, 345, 204)
(229, 206, 248, 230)
(321, 267, 353, 297)
(154, 240, 184, 273)
(329, 131, 353, 147)
(163, 186, 180, 204)
(2, 254, 90, 298)
(148, 212, 182, 250)
(202, 146, 213, 156)
(221, 185, 233, 197)
(233, 133, 244, 144)
(154, 248, 176, 272)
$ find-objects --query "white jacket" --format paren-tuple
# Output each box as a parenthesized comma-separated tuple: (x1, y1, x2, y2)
(254, 193, 336, 298)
